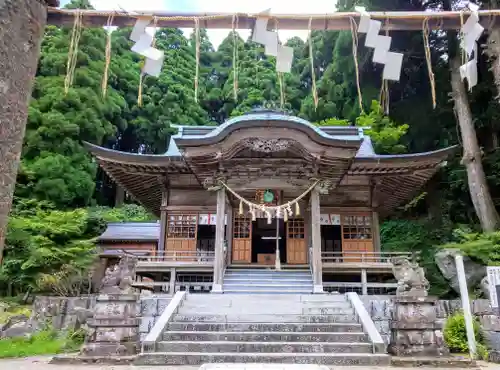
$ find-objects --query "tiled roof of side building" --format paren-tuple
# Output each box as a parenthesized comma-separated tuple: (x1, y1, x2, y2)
(98, 222, 160, 242)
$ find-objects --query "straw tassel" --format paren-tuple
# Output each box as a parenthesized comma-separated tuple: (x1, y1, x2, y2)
(295, 202, 300, 216)
(239, 200, 243, 215)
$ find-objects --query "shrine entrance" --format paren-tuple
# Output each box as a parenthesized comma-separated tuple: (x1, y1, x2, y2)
(251, 218, 286, 265)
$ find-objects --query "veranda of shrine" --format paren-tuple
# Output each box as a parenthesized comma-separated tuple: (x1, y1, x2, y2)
(88, 110, 456, 294)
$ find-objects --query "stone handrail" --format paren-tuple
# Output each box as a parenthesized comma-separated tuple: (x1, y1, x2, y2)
(141, 291, 186, 352)
(347, 292, 385, 353)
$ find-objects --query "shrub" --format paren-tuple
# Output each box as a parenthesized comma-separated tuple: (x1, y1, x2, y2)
(444, 311, 484, 354)
(0, 328, 85, 358)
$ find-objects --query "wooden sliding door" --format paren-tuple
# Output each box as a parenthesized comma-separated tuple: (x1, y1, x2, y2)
(232, 213, 252, 263)
(287, 218, 307, 264)
(166, 214, 197, 260)
(341, 214, 373, 262)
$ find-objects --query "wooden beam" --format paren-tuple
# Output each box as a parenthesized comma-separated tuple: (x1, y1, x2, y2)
(47, 8, 500, 31)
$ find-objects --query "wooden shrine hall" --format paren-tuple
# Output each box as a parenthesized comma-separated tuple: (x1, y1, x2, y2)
(87, 109, 455, 294)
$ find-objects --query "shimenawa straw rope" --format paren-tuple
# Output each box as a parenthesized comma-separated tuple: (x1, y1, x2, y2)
(65, 9, 83, 95)
(102, 13, 115, 98)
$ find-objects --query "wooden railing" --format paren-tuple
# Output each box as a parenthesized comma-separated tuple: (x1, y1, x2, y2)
(323, 282, 399, 295)
(123, 250, 215, 263)
(321, 251, 418, 263)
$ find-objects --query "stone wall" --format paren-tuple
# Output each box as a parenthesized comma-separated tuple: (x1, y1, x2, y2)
(139, 296, 172, 341)
(361, 296, 500, 352)
(4, 295, 172, 339)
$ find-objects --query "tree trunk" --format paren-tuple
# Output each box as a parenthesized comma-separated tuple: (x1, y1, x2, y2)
(450, 55, 500, 232)
(115, 186, 125, 207)
(0, 0, 57, 264)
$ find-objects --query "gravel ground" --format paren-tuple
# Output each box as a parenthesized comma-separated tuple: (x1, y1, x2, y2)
(0, 357, 497, 370)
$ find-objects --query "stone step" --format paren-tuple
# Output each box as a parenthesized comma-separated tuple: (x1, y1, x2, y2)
(156, 341, 373, 354)
(222, 289, 313, 294)
(135, 352, 391, 366)
(223, 279, 313, 285)
(225, 274, 312, 277)
(173, 314, 358, 323)
(181, 300, 352, 309)
(184, 293, 346, 302)
(223, 284, 313, 289)
(162, 331, 370, 343)
(166, 322, 363, 333)
(177, 307, 355, 315)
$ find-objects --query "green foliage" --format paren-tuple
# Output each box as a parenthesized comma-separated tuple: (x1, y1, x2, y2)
(0, 199, 99, 296)
(356, 101, 409, 154)
(89, 204, 156, 223)
(315, 101, 408, 155)
(1, 199, 154, 296)
(0, 304, 31, 325)
(444, 312, 484, 355)
(381, 219, 454, 296)
(438, 230, 500, 266)
(0, 329, 85, 358)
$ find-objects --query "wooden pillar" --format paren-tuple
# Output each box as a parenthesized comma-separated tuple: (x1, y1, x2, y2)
(169, 268, 176, 294)
(212, 188, 226, 293)
(361, 268, 368, 295)
(310, 188, 323, 293)
(372, 211, 381, 252)
(0, 0, 58, 263)
(158, 190, 168, 255)
(225, 205, 233, 265)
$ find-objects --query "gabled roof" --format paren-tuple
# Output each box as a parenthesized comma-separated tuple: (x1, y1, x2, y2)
(171, 110, 365, 149)
(98, 222, 160, 242)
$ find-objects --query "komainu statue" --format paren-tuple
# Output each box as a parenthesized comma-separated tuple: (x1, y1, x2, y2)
(99, 255, 137, 294)
(391, 256, 429, 297)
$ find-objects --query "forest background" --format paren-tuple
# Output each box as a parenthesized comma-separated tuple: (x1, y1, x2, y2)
(2, 0, 500, 297)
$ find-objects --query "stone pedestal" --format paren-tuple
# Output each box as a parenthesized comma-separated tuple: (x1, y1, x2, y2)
(389, 296, 449, 357)
(80, 294, 140, 357)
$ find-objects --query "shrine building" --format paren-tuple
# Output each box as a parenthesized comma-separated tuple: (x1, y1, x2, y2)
(88, 109, 455, 294)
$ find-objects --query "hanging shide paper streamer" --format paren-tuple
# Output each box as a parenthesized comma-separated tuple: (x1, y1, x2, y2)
(355, 7, 403, 82)
(102, 14, 115, 98)
(459, 2, 483, 90)
(194, 18, 200, 103)
(422, 18, 436, 109)
(252, 9, 293, 74)
(130, 16, 164, 106)
(232, 14, 239, 101)
(219, 179, 320, 224)
(308, 17, 318, 110)
(349, 17, 364, 114)
(64, 9, 83, 95)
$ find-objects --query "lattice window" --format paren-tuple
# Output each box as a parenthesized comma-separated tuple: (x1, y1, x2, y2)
(233, 214, 251, 239)
(167, 214, 197, 238)
(342, 215, 372, 240)
(287, 218, 305, 239)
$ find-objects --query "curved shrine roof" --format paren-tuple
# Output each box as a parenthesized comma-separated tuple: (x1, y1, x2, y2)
(85, 111, 457, 216)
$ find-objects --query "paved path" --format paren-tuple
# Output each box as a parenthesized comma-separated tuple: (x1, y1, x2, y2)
(0, 356, 498, 370)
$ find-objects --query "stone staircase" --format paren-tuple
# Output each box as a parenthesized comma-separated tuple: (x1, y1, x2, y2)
(136, 293, 389, 366)
(223, 268, 313, 294)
